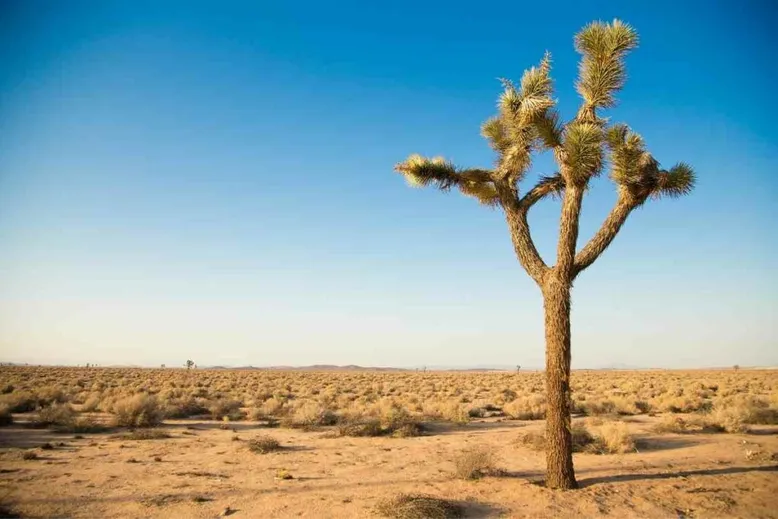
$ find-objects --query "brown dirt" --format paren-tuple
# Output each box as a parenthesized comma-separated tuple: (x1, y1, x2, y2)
(1, 415, 776, 518)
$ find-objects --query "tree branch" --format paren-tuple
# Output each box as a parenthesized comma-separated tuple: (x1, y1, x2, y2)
(518, 174, 565, 210)
(496, 177, 560, 286)
(504, 206, 548, 285)
(554, 185, 585, 281)
(573, 196, 637, 277)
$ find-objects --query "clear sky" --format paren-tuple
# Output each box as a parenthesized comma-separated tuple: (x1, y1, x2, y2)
(1, 1, 776, 369)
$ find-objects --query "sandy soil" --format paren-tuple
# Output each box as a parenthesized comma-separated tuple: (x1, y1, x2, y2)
(1, 415, 776, 518)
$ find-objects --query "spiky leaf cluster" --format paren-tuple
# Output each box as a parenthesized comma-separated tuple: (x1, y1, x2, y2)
(395, 19, 694, 212)
(394, 155, 499, 206)
(607, 125, 696, 201)
(574, 19, 638, 118)
(482, 53, 559, 183)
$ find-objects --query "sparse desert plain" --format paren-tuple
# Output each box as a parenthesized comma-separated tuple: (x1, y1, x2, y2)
(0, 366, 776, 518)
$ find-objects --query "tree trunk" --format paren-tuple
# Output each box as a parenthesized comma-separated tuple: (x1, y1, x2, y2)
(543, 275, 577, 489)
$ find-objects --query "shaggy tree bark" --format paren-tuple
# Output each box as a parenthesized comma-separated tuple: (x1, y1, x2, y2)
(542, 276, 575, 489)
(541, 184, 584, 489)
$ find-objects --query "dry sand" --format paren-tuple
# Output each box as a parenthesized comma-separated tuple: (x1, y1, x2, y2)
(1, 415, 776, 518)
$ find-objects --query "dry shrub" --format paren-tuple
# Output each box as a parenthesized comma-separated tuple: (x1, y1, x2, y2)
(80, 393, 102, 412)
(591, 421, 636, 454)
(332, 405, 424, 438)
(336, 419, 384, 437)
(32, 403, 76, 428)
(653, 415, 697, 434)
(658, 395, 710, 414)
(112, 394, 163, 428)
(262, 396, 287, 416)
(725, 396, 778, 425)
(22, 450, 38, 460)
(282, 401, 338, 428)
(375, 493, 463, 519)
(467, 403, 501, 418)
(703, 405, 750, 433)
(503, 395, 546, 420)
(392, 422, 425, 438)
(36, 386, 67, 406)
(124, 429, 171, 440)
(517, 422, 634, 454)
(164, 398, 209, 419)
(208, 399, 244, 421)
(453, 445, 499, 479)
(750, 407, 778, 425)
(0, 405, 13, 426)
(426, 402, 470, 424)
(516, 430, 546, 451)
(0, 391, 38, 413)
(380, 405, 424, 436)
(248, 434, 281, 453)
(54, 415, 108, 434)
(656, 396, 778, 435)
(581, 399, 617, 416)
(0, 500, 19, 519)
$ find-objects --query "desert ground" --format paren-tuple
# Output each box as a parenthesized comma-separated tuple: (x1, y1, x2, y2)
(0, 367, 776, 518)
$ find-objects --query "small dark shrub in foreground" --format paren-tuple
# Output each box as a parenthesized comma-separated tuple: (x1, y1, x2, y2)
(248, 434, 281, 453)
(375, 493, 463, 519)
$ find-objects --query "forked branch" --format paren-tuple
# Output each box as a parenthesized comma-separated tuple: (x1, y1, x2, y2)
(573, 195, 637, 277)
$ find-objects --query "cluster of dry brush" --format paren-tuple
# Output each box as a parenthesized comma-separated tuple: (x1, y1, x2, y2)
(1, 367, 775, 441)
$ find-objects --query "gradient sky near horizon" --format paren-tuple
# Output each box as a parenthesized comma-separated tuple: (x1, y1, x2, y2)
(1, 1, 776, 369)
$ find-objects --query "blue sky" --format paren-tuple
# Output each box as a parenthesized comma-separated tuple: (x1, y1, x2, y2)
(1, 0, 776, 368)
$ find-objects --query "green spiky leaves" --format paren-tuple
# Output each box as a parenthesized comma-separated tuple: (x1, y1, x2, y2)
(482, 53, 560, 182)
(606, 125, 695, 200)
(395, 20, 694, 214)
(653, 163, 696, 198)
(575, 19, 638, 118)
(394, 154, 499, 206)
(560, 122, 604, 184)
(395, 155, 460, 190)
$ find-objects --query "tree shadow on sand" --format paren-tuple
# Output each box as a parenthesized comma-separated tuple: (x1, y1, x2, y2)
(634, 435, 703, 452)
(579, 465, 778, 487)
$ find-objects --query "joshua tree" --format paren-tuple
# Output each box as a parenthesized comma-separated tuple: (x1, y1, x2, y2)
(185, 359, 195, 370)
(394, 20, 695, 489)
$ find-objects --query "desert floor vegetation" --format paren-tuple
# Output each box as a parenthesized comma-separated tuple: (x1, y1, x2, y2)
(0, 366, 776, 517)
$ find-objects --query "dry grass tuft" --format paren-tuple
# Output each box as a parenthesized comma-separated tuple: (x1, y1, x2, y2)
(248, 434, 281, 454)
(375, 493, 464, 519)
(453, 445, 500, 480)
